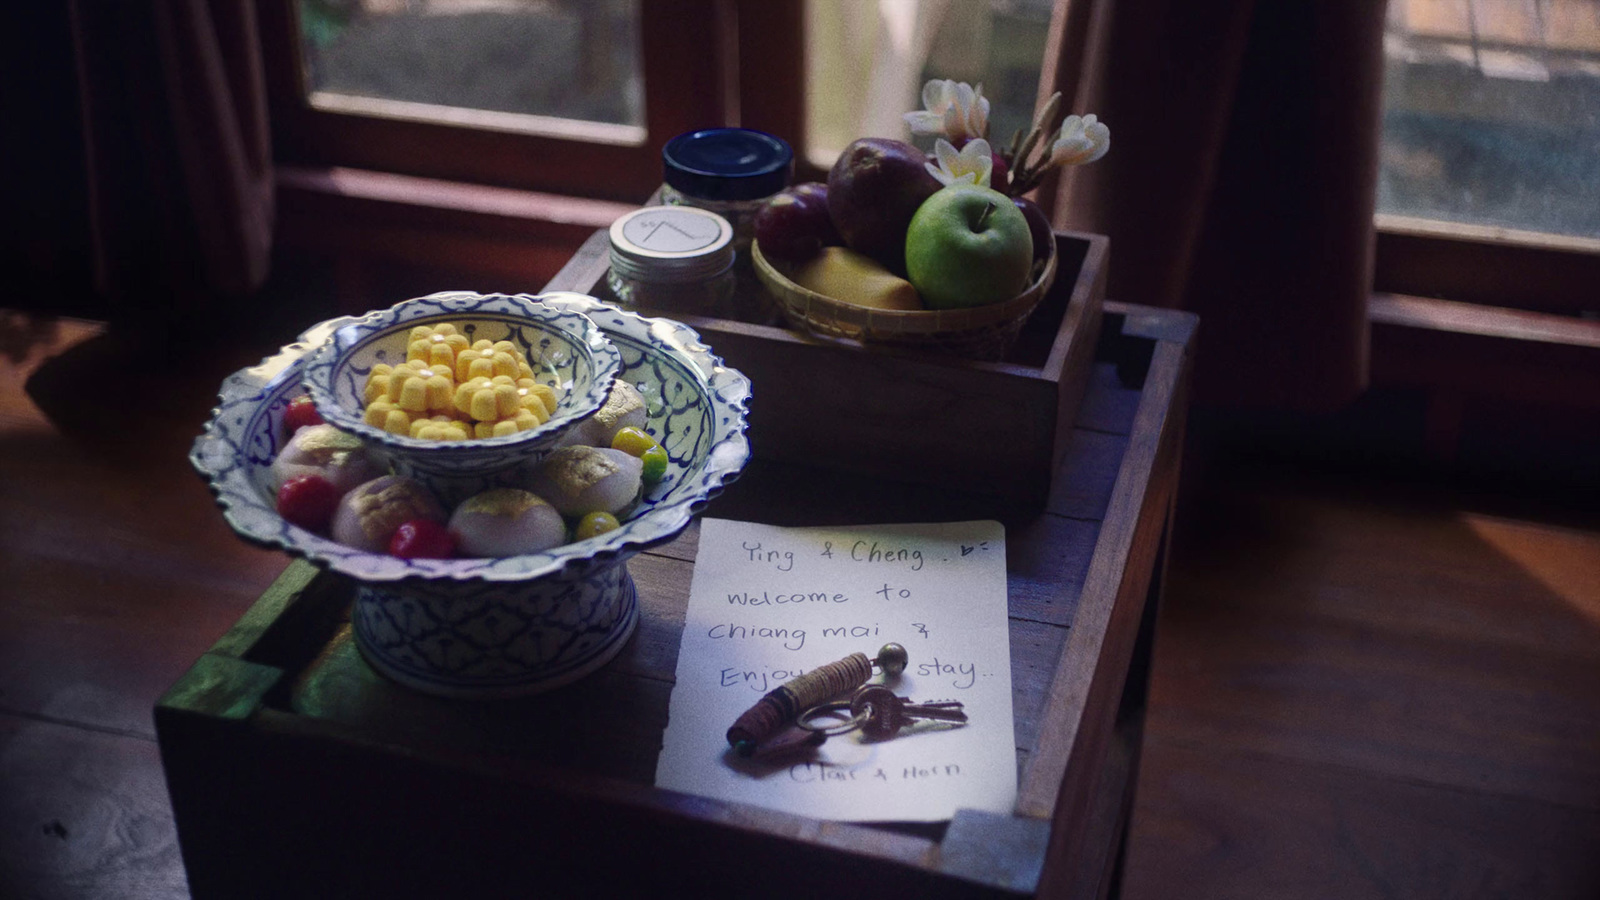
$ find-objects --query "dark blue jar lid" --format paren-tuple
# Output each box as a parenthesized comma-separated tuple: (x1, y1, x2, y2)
(662, 128, 794, 202)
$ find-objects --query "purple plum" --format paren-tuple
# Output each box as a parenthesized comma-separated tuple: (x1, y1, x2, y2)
(826, 138, 941, 275)
(991, 153, 1011, 194)
(753, 182, 840, 262)
(1014, 196, 1054, 263)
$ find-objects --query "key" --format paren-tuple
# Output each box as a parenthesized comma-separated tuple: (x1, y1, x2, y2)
(728, 643, 908, 756)
(849, 684, 967, 740)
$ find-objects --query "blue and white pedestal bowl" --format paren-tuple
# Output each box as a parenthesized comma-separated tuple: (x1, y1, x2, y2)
(350, 562, 639, 699)
(192, 292, 752, 698)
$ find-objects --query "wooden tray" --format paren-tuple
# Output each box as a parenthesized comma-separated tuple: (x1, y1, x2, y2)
(157, 303, 1195, 900)
(546, 228, 1108, 509)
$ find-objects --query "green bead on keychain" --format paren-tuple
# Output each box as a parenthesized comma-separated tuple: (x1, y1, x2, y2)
(874, 642, 909, 677)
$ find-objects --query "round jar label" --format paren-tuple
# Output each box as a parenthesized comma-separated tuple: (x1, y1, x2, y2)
(612, 206, 732, 258)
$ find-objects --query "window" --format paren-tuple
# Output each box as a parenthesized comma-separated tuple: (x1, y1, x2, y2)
(1379, 0, 1600, 238)
(1375, 0, 1600, 315)
(261, 0, 738, 202)
(266, 0, 1595, 319)
(299, 0, 645, 136)
(266, 1, 1062, 202)
(802, 0, 1054, 168)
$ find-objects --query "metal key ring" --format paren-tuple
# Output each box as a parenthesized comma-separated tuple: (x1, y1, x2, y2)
(795, 699, 868, 736)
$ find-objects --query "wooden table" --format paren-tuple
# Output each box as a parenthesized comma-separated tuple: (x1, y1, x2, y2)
(157, 260, 1195, 898)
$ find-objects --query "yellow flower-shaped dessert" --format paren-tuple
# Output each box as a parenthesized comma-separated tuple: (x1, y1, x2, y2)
(356, 324, 562, 442)
(382, 360, 456, 415)
(519, 381, 558, 418)
(363, 397, 413, 435)
(453, 374, 549, 420)
(406, 324, 472, 370)
(472, 409, 545, 439)
(454, 375, 519, 423)
(455, 339, 534, 383)
(363, 363, 394, 405)
(452, 374, 556, 438)
(409, 415, 472, 441)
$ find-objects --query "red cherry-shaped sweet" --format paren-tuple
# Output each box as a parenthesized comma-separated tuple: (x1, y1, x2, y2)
(276, 474, 340, 533)
(283, 395, 324, 434)
(388, 519, 456, 559)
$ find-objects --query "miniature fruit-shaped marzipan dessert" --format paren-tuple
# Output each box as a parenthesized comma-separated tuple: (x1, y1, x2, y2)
(447, 489, 567, 557)
(271, 424, 382, 494)
(330, 475, 448, 554)
(270, 377, 671, 560)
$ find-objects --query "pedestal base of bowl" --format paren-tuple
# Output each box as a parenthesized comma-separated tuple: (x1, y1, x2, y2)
(351, 561, 638, 699)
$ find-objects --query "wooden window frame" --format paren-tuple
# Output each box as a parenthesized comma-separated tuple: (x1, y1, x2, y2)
(260, 0, 806, 292)
(257, 0, 806, 205)
(1367, 218, 1600, 465)
(266, 0, 1600, 322)
(1374, 217, 1600, 319)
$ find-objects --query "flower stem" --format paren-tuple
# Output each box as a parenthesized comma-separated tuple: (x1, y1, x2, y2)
(1017, 94, 1060, 168)
(1003, 91, 1062, 197)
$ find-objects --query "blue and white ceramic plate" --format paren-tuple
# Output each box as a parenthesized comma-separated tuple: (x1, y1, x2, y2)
(300, 292, 622, 498)
(190, 292, 753, 585)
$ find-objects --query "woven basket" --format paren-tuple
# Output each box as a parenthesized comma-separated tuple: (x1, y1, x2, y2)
(751, 239, 1057, 360)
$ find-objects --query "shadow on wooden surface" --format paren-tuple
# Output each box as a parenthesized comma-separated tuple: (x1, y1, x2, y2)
(1122, 456, 1600, 899)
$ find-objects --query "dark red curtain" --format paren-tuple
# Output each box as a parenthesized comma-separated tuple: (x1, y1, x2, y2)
(1058, 0, 1388, 412)
(70, 0, 273, 322)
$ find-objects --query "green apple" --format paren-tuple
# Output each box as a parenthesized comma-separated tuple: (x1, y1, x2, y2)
(905, 184, 1034, 310)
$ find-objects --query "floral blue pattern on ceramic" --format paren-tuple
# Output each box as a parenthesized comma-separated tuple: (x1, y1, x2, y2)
(191, 292, 753, 697)
(301, 292, 622, 504)
(349, 560, 640, 698)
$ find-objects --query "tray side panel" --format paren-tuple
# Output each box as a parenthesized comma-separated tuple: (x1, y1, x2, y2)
(1022, 334, 1193, 899)
(167, 706, 1024, 900)
(546, 230, 1108, 509)
(696, 325, 1061, 502)
(1046, 236, 1109, 484)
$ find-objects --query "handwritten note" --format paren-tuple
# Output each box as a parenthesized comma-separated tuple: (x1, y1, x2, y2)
(655, 518, 1016, 823)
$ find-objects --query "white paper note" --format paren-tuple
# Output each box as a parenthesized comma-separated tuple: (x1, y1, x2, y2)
(655, 518, 1016, 823)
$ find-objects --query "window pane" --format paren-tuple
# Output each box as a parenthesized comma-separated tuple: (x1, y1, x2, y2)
(804, 0, 1053, 167)
(298, 0, 643, 133)
(1379, 0, 1600, 239)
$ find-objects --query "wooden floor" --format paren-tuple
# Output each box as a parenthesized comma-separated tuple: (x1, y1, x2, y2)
(2, 313, 1597, 899)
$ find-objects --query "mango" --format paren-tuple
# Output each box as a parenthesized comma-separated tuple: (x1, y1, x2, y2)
(790, 246, 922, 311)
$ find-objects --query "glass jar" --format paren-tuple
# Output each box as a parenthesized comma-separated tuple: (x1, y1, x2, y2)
(661, 128, 794, 254)
(606, 205, 738, 317)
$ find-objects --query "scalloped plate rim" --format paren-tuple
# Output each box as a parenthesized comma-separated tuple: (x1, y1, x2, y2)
(190, 293, 752, 584)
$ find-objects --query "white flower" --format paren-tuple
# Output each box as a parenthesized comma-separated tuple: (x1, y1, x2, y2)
(926, 138, 993, 188)
(1051, 114, 1110, 166)
(904, 79, 990, 145)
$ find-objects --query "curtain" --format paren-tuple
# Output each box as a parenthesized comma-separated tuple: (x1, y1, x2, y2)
(69, 0, 274, 324)
(804, 0, 955, 160)
(1056, 0, 1388, 412)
